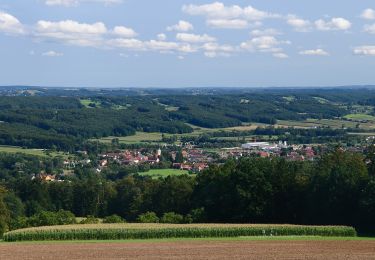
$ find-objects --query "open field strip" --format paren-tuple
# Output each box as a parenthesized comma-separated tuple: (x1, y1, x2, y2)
(0, 145, 66, 158)
(94, 123, 271, 144)
(344, 113, 375, 121)
(137, 169, 190, 178)
(3, 224, 356, 242)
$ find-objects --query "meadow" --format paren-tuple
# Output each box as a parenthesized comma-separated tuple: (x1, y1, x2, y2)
(137, 169, 190, 179)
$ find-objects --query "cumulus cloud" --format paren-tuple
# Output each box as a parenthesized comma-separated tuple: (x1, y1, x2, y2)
(361, 8, 375, 20)
(157, 33, 167, 41)
(42, 50, 64, 57)
(364, 24, 375, 34)
(0, 11, 24, 34)
(240, 36, 290, 53)
(206, 19, 249, 29)
(183, 2, 279, 21)
(112, 26, 137, 38)
(251, 28, 281, 36)
(176, 33, 216, 43)
(315, 17, 351, 31)
(353, 46, 375, 56)
(273, 53, 288, 59)
(287, 15, 311, 32)
(35, 19, 108, 46)
(299, 49, 329, 56)
(166, 20, 193, 32)
(44, 0, 122, 7)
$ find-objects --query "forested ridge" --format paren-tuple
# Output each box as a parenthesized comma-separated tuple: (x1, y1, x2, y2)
(0, 90, 365, 151)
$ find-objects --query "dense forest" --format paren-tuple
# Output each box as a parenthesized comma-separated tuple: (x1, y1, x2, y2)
(0, 149, 375, 235)
(2, 87, 375, 151)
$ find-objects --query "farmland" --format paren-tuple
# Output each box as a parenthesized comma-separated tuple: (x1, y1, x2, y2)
(3, 223, 356, 242)
(94, 124, 269, 144)
(2, 239, 375, 260)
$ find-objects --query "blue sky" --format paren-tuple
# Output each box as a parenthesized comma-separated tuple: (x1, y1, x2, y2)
(0, 0, 375, 88)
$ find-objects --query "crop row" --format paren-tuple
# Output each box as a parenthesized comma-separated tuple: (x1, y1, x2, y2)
(3, 225, 357, 242)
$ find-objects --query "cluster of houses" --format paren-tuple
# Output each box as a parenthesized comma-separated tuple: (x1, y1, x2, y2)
(220, 141, 318, 161)
(98, 149, 162, 169)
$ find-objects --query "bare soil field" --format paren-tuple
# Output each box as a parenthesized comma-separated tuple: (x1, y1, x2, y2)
(1, 240, 375, 260)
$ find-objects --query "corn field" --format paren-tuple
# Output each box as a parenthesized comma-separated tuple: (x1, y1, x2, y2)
(3, 224, 357, 242)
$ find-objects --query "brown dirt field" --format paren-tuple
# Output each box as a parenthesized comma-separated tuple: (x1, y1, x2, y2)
(1, 240, 375, 260)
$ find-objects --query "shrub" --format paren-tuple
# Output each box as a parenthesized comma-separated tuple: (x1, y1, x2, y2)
(80, 216, 100, 224)
(137, 212, 159, 223)
(103, 215, 125, 224)
(187, 208, 206, 223)
(160, 212, 184, 224)
(27, 210, 76, 227)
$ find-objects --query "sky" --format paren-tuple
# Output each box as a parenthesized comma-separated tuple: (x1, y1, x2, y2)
(0, 0, 375, 88)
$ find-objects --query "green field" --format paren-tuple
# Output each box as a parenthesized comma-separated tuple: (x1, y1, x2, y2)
(0, 146, 67, 158)
(3, 223, 357, 242)
(137, 169, 189, 179)
(97, 132, 164, 144)
(277, 118, 375, 130)
(94, 123, 269, 145)
(80, 99, 102, 108)
(344, 114, 375, 121)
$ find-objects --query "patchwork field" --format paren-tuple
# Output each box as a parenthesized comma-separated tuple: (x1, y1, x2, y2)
(1, 239, 375, 260)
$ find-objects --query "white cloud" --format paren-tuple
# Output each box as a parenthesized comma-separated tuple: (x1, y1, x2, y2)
(315, 17, 351, 31)
(36, 20, 107, 34)
(113, 26, 137, 38)
(176, 33, 216, 43)
(157, 33, 167, 41)
(183, 2, 279, 21)
(166, 20, 193, 32)
(273, 53, 288, 59)
(241, 36, 290, 53)
(0, 11, 24, 34)
(299, 49, 329, 56)
(364, 24, 375, 34)
(361, 9, 375, 20)
(206, 19, 248, 29)
(35, 19, 108, 47)
(251, 28, 281, 36)
(45, 0, 122, 7)
(109, 38, 145, 50)
(287, 15, 311, 32)
(42, 50, 64, 57)
(204, 51, 232, 58)
(353, 46, 375, 56)
(202, 42, 234, 52)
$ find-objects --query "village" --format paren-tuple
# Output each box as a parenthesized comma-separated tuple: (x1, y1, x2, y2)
(31, 138, 369, 183)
